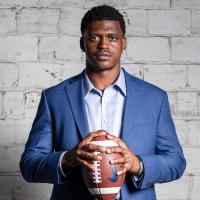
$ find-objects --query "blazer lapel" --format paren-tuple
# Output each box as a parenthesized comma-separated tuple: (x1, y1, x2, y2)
(65, 72, 89, 139)
(121, 71, 141, 143)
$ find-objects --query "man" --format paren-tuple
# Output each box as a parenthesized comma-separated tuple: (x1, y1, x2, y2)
(20, 5, 186, 200)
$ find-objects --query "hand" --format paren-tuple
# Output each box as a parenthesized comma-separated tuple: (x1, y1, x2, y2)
(106, 134, 140, 176)
(61, 130, 107, 171)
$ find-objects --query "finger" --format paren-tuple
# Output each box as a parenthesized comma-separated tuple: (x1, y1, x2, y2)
(76, 157, 93, 170)
(106, 134, 128, 149)
(79, 130, 107, 146)
(117, 166, 128, 176)
(77, 149, 102, 161)
(110, 156, 130, 165)
(81, 143, 106, 152)
(88, 130, 107, 142)
(106, 146, 127, 154)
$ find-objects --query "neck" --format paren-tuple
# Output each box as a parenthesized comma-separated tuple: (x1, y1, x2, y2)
(86, 67, 121, 91)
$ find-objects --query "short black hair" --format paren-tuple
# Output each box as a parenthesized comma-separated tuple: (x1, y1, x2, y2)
(81, 5, 126, 36)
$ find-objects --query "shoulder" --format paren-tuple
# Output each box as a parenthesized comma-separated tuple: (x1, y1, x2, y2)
(123, 68, 166, 99)
(42, 71, 83, 97)
(124, 70, 165, 94)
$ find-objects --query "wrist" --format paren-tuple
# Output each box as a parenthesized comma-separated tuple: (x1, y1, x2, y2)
(134, 156, 144, 176)
(130, 156, 143, 176)
(61, 150, 77, 170)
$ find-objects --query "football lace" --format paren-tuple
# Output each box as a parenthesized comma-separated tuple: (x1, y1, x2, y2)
(92, 152, 102, 184)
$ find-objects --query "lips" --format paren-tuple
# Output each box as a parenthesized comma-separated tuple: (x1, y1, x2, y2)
(96, 51, 111, 60)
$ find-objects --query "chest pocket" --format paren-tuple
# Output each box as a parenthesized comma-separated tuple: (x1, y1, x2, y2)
(134, 117, 153, 126)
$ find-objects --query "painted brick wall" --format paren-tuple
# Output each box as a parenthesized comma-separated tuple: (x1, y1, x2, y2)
(0, 0, 199, 199)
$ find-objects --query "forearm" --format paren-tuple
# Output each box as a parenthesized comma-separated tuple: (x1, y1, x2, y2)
(20, 150, 64, 184)
(139, 151, 186, 189)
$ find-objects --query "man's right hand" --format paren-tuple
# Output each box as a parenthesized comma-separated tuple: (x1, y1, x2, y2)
(61, 130, 107, 171)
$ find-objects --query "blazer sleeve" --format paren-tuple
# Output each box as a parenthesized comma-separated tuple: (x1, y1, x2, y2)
(138, 92, 186, 189)
(20, 90, 67, 184)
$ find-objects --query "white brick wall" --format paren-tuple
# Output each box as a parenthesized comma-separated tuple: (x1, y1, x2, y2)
(148, 10, 191, 36)
(191, 176, 200, 200)
(24, 90, 41, 117)
(13, 176, 52, 200)
(155, 176, 189, 200)
(18, 63, 62, 89)
(17, 8, 60, 34)
(172, 0, 200, 9)
(126, 0, 170, 9)
(0, 1, 199, 199)
(0, 9, 16, 34)
(0, 36, 38, 62)
(39, 36, 82, 63)
(0, 92, 3, 118)
(178, 92, 198, 116)
(4, 91, 24, 118)
(184, 148, 200, 175)
(0, 176, 13, 200)
(0, 63, 18, 88)
(126, 37, 170, 62)
(14, 118, 33, 144)
(39, 0, 84, 8)
(143, 65, 186, 91)
(168, 92, 178, 115)
(172, 38, 200, 63)
(188, 120, 200, 147)
(188, 66, 200, 90)
(192, 11, 200, 35)
(0, 146, 23, 172)
(174, 119, 188, 146)
(0, 119, 14, 145)
(59, 8, 86, 36)
(0, 0, 39, 7)
(122, 9, 147, 36)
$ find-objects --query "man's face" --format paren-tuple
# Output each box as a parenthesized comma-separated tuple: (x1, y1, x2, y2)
(81, 20, 126, 72)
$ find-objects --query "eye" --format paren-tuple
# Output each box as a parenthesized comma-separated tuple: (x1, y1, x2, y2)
(87, 35, 100, 42)
(108, 35, 118, 41)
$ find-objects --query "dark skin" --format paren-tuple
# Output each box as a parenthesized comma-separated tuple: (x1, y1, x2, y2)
(62, 20, 140, 176)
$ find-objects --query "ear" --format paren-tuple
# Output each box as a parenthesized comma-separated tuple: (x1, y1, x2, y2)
(122, 37, 127, 52)
(80, 37, 85, 52)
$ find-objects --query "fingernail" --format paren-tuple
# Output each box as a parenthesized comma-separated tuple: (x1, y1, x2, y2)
(107, 149, 111, 153)
(97, 156, 102, 160)
(110, 160, 114, 164)
(102, 147, 106, 151)
(90, 167, 94, 171)
(117, 171, 121, 176)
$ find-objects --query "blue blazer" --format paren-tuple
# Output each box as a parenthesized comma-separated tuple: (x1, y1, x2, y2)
(20, 69, 186, 200)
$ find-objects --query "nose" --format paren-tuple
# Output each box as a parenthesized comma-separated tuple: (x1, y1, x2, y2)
(98, 37, 108, 49)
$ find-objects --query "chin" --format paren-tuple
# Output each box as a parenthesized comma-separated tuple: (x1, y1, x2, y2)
(93, 62, 117, 71)
(86, 59, 119, 72)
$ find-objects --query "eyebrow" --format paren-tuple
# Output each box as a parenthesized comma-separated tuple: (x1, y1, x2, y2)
(87, 33, 121, 36)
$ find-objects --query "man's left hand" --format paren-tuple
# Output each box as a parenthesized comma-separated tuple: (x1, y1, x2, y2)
(106, 134, 140, 176)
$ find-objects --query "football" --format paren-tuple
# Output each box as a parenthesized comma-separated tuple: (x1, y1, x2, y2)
(82, 135, 125, 200)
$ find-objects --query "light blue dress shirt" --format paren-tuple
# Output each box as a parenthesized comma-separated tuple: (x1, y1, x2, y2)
(83, 68, 126, 137)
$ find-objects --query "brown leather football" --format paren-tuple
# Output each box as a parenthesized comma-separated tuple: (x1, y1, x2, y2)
(82, 135, 125, 200)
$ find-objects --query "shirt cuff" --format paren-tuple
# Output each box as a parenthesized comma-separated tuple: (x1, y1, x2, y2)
(58, 151, 68, 178)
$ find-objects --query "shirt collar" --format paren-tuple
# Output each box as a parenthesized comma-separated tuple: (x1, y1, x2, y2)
(83, 67, 126, 97)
